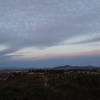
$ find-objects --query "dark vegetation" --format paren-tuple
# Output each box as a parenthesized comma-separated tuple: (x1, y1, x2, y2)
(0, 68, 100, 100)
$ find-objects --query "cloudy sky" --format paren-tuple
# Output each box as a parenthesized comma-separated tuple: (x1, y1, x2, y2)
(0, 0, 100, 69)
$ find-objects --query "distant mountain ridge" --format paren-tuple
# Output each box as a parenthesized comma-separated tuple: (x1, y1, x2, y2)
(53, 65, 100, 70)
(0, 65, 100, 71)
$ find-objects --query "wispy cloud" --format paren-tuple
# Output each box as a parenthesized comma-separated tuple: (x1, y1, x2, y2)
(0, 0, 100, 68)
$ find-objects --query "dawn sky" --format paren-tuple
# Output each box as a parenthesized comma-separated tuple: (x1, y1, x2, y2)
(0, 0, 100, 69)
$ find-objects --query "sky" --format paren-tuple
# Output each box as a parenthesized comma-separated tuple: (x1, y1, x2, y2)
(0, 0, 100, 69)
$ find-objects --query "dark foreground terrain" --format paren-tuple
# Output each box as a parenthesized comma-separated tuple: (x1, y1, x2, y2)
(0, 68, 100, 100)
